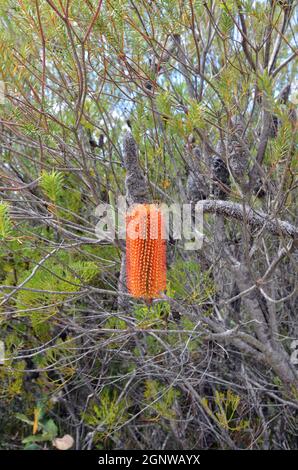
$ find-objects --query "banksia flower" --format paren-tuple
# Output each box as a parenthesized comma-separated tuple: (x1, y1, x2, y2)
(126, 204, 166, 300)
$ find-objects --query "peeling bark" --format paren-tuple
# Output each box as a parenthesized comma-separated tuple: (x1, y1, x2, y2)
(197, 199, 298, 239)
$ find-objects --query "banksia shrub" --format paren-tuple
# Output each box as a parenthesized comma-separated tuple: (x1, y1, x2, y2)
(126, 204, 166, 300)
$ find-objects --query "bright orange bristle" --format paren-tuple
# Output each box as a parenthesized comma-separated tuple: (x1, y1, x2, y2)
(126, 204, 166, 300)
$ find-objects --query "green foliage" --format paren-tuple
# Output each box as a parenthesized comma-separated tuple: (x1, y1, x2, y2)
(0, 360, 26, 397)
(16, 405, 59, 450)
(268, 122, 293, 163)
(216, 66, 239, 105)
(40, 171, 64, 203)
(257, 71, 273, 98)
(201, 390, 249, 432)
(134, 302, 170, 328)
(186, 101, 206, 131)
(0, 202, 12, 239)
(156, 91, 173, 119)
(143, 380, 180, 420)
(219, 10, 234, 36)
(84, 387, 130, 441)
(16, 259, 99, 309)
(168, 259, 215, 302)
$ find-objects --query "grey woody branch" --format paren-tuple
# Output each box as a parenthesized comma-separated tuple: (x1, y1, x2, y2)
(197, 199, 298, 239)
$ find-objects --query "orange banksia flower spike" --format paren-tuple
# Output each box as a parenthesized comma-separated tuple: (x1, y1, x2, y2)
(126, 204, 166, 300)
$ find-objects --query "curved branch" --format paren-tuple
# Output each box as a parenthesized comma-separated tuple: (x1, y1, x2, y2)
(197, 199, 298, 239)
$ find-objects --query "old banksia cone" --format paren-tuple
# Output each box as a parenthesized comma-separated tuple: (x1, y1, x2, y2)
(126, 204, 166, 300)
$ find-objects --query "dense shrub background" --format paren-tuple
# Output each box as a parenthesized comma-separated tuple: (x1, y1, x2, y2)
(0, 0, 297, 450)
